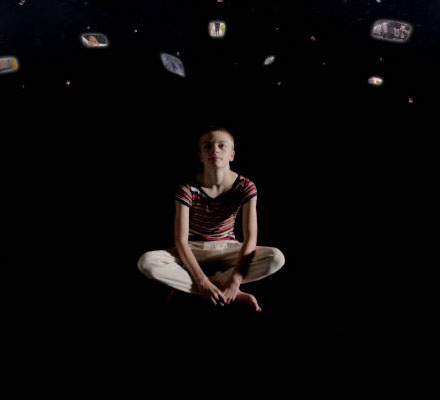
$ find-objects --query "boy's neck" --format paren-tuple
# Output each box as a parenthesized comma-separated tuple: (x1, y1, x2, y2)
(201, 168, 234, 188)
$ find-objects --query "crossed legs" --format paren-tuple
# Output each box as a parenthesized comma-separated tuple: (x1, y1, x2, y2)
(138, 241, 285, 310)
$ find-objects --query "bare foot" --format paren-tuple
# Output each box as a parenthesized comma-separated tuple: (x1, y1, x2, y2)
(234, 291, 262, 312)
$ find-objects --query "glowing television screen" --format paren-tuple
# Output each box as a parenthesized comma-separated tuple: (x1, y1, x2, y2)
(264, 56, 276, 66)
(81, 33, 109, 48)
(209, 21, 226, 38)
(0, 56, 19, 75)
(371, 20, 413, 43)
(160, 53, 186, 77)
(368, 76, 384, 86)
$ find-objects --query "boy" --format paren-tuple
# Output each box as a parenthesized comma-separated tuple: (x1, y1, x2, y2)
(137, 126, 285, 311)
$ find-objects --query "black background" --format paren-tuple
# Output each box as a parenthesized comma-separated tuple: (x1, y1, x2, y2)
(2, 0, 435, 384)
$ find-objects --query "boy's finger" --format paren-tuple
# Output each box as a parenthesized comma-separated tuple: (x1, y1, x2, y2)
(217, 290, 227, 303)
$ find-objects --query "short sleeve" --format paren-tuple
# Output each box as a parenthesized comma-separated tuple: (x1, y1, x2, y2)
(240, 178, 257, 205)
(175, 183, 193, 208)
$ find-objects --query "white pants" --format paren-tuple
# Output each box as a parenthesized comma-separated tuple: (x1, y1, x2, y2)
(137, 240, 285, 295)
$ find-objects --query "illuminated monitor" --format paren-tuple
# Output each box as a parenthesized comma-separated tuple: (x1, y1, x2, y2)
(368, 76, 384, 86)
(263, 56, 276, 66)
(209, 21, 226, 38)
(81, 33, 110, 48)
(371, 20, 413, 43)
(0, 56, 19, 75)
(160, 53, 186, 77)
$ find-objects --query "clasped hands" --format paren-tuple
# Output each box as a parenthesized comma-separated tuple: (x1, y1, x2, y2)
(196, 274, 242, 306)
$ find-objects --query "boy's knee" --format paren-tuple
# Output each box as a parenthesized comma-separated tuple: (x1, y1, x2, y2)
(137, 251, 158, 279)
(268, 247, 285, 273)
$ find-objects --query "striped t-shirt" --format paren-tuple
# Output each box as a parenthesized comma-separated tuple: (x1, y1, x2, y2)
(175, 174, 257, 241)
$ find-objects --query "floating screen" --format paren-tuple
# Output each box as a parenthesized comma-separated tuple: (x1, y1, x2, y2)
(263, 56, 276, 66)
(81, 33, 109, 48)
(160, 53, 185, 77)
(371, 20, 413, 43)
(368, 76, 384, 86)
(0, 56, 19, 75)
(209, 21, 226, 38)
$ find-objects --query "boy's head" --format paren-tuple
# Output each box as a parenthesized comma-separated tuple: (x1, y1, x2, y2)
(198, 126, 235, 168)
(87, 35, 99, 46)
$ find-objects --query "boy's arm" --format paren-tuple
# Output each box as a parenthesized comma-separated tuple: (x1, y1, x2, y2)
(174, 201, 226, 305)
(235, 196, 258, 282)
(222, 196, 258, 303)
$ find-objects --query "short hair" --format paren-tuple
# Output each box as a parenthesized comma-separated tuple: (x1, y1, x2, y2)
(198, 125, 235, 150)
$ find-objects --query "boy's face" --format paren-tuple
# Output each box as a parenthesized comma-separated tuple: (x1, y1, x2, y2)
(199, 131, 235, 168)
(88, 36, 99, 46)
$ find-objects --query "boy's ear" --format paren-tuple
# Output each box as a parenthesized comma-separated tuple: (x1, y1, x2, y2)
(230, 150, 235, 162)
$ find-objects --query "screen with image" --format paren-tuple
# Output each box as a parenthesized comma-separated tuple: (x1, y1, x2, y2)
(81, 33, 109, 48)
(160, 53, 186, 77)
(0, 56, 19, 74)
(209, 21, 226, 38)
(371, 20, 413, 43)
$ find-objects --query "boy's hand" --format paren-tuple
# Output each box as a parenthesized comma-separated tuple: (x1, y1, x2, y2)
(197, 277, 227, 306)
(221, 278, 241, 304)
